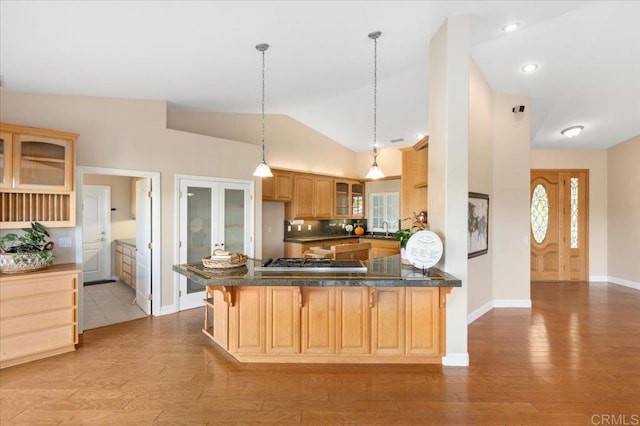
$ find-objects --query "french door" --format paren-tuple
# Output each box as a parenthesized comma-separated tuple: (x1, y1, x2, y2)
(178, 176, 253, 310)
(530, 170, 589, 281)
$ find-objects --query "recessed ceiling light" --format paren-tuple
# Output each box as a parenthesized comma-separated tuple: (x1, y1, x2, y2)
(416, 133, 425, 139)
(502, 22, 521, 32)
(521, 63, 538, 73)
(561, 125, 584, 138)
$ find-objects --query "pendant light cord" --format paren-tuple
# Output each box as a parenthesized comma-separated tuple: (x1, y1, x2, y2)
(373, 35, 377, 151)
(261, 47, 266, 160)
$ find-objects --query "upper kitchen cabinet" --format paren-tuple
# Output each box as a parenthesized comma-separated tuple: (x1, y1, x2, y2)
(335, 180, 364, 219)
(401, 137, 428, 222)
(286, 173, 334, 219)
(262, 169, 293, 202)
(0, 123, 78, 228)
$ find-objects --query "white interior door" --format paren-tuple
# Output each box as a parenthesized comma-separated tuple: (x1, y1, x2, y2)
(135, 177, 152, 314)
(82, 185, 111, 283)
(178, 177, 253, 310)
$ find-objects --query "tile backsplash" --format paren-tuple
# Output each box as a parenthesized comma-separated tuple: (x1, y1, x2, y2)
(284, 219, 367, 239)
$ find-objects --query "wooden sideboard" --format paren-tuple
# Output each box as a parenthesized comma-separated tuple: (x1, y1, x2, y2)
(0, 264, 80, 369)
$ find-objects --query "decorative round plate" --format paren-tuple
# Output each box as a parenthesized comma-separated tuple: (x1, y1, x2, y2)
(405, 230, 443, 269)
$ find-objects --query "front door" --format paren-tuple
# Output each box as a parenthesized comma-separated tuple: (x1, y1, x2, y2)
(178, 177, 253, 310)
(530, 169, 588, 281)
(82, 185, 110, 283)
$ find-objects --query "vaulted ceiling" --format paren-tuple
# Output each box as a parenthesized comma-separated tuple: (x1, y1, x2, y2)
(1, 1, 638, 152)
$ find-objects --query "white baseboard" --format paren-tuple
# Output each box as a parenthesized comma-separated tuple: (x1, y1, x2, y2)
(590, 275, 608, 282)
(442, 352, 469, 366)
(157, 304, 178, 316)
(467, 299, 532, 324)
(467, 301, 494, 324)
(493, 299, 532, 308)
(608, 276, 640, 291)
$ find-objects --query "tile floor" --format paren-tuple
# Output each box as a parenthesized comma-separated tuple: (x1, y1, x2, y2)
(83, 280, 148, 330)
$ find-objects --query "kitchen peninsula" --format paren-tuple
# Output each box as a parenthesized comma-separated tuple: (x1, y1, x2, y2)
(173, 256, 461, 364)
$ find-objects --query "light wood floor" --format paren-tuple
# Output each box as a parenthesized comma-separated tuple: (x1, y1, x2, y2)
(1, 282, 638, 425)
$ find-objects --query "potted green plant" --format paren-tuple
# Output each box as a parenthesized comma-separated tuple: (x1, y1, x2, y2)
(397, 213, 428, 263)
(0, 222, 55, 274)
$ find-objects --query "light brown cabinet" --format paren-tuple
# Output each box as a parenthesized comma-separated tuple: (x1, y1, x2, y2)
(285, 237, 397, 259)
(205, 284, 450, 363)
(301, 287, 370, 355)
(367, 238, 400, 259)
(115, 241, 136, 288)
(0, 264, 80, 369)
(286, 174, 334, 219)
(335, 180, 364, 219)
(0, 122, 77, 228)
(262, 169, 293, 201)
(401, 137, 428, 223)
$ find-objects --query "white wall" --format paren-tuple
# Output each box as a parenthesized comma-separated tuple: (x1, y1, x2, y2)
(428, 16, 470, 366)
(530, 149, 608, 279)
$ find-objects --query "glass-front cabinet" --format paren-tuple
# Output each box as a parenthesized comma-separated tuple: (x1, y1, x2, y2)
(334, 180, 364, 219)
(0, 123, 78, 228)
(13, 134, 74, 191)
(0, 132, 12, 189)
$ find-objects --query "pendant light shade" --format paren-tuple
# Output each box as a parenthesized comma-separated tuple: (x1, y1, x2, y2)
(366, 31, 384, 180)
(253, 43, 273, 178)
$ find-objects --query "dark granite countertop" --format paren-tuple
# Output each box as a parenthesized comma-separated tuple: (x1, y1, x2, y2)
(172, 255, 461, 288)
(284, 234, 399, 244)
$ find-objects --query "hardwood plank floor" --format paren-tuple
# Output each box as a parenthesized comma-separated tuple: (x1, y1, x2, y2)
(1, 282, 638, 425)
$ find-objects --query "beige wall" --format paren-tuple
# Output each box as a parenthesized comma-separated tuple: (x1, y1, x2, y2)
(1, 92, 367, 312)
(428, 16, 470, 363)
(492, 93, 531, 302)
(530, 149, 608, 278)
(169, 110, 403, 179)
(467, 59, 494, 315)
(355, 147, 403, 178)
(169, 111, 358, 177)
(607, 135, 640, 284)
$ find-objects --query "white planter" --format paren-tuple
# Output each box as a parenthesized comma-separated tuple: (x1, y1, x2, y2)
(400, 248, 411, 265)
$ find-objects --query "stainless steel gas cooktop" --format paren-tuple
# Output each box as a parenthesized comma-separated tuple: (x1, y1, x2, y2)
(255, 258, 367, 273)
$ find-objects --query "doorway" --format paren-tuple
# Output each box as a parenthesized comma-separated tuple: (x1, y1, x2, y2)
(76, 167, 161, 332)
(530, 169, 589, 281)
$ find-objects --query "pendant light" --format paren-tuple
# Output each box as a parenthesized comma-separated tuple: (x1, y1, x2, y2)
(365, 31, 384, 180)
(253, 43, 273, 178)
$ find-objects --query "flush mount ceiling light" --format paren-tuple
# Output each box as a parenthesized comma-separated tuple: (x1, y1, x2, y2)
(521, 63, 539, 73)
(365, 31, 385, 180)
(253, 43, 273, 178)
(502, 22, 521, 32)
(561, 125, 584, 138)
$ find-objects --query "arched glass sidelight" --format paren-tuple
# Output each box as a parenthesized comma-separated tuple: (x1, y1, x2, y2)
(531, 184, 549, 244)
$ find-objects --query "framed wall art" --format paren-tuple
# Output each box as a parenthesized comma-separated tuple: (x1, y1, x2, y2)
(468, 192, 489, 258)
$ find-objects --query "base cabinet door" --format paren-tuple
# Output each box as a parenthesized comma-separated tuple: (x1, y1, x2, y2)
(335, 287, 370, 354)
(405, 288, 440, 355)
(371, 287, 405, 355)
(301, 288, 335, 354)
(266, 287, 300, 354)
(229, 287, 265, 354)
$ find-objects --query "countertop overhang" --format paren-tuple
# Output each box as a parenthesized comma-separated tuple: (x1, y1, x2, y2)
(173, 255, 461, 288)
